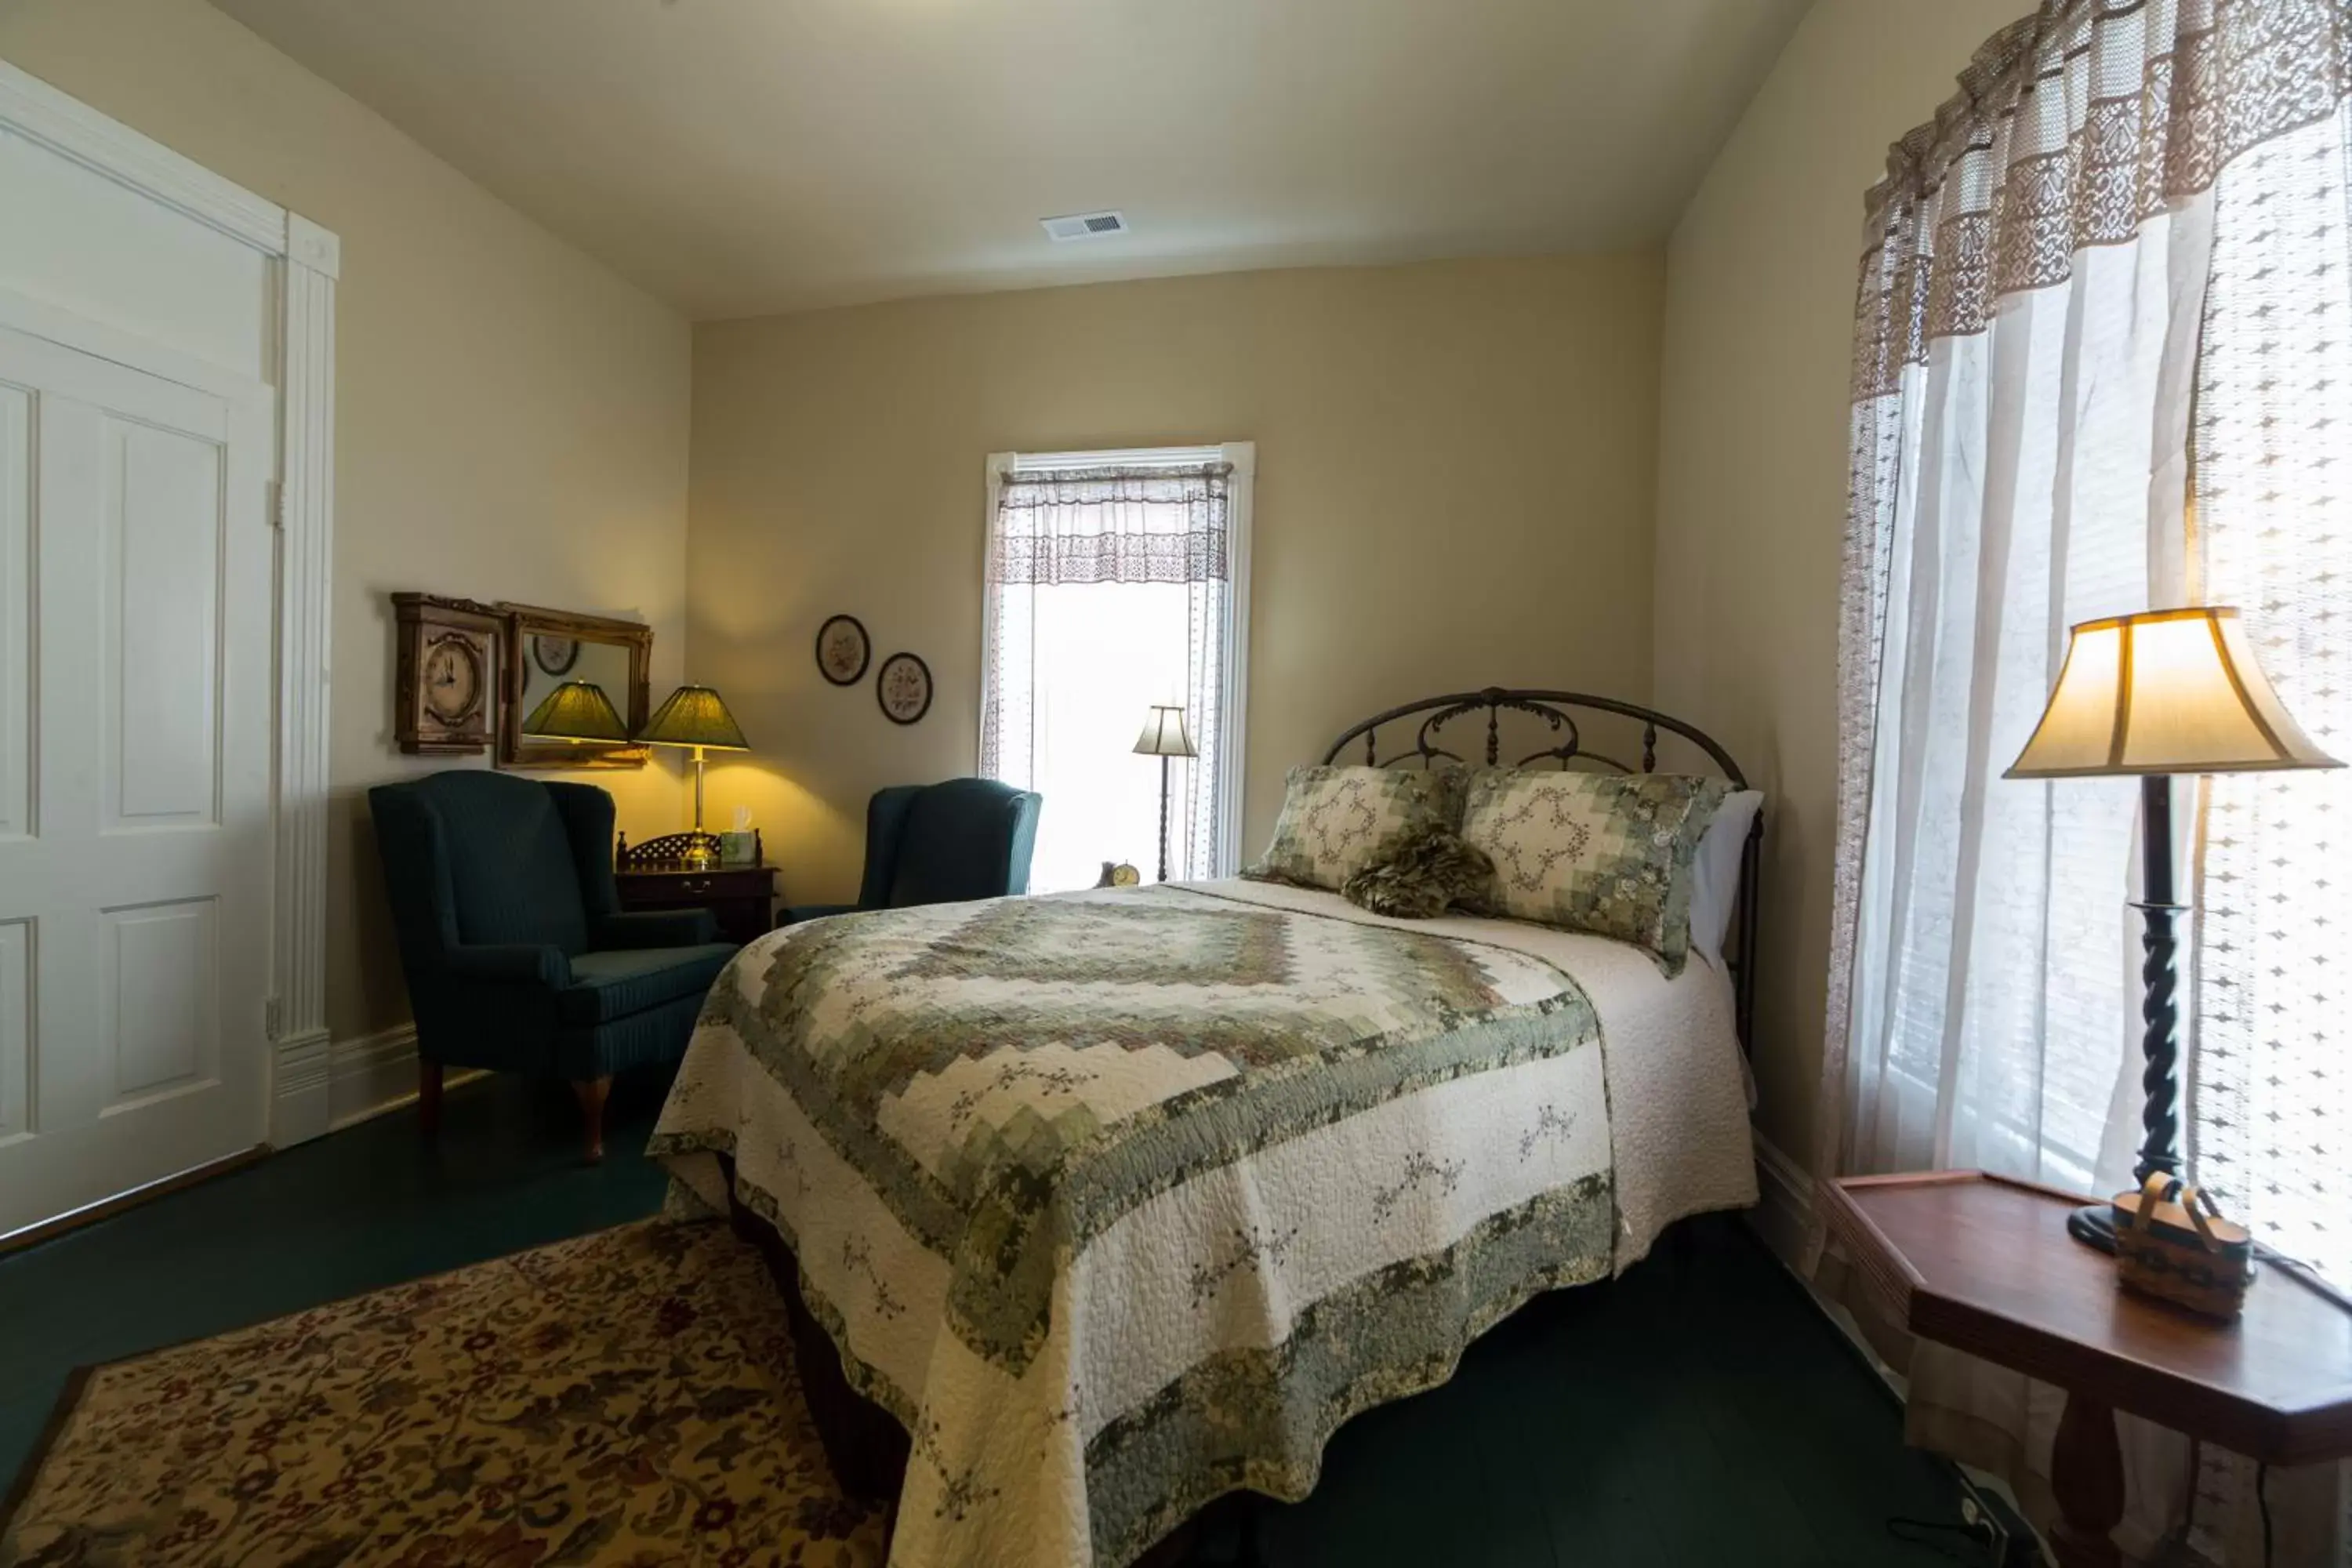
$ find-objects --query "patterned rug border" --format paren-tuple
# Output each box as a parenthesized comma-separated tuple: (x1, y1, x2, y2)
(0, 1216, 712, 1540)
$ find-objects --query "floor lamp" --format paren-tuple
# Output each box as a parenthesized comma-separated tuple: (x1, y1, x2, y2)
(1134, 703, 1198, 884)
(2005, 608, 2339, 1250)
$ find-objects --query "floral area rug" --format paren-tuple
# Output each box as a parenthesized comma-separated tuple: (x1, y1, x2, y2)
(0, 1219, 887, 1567)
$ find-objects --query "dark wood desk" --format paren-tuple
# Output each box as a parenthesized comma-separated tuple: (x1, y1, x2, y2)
(614, 862, 778, 946)
(1820, 1171, 2352, 1567)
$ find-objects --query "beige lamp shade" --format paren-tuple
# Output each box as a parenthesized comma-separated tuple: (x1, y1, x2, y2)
(520, 680, 629, 743)
(2005, 608, 2340, 779)
(1134, 703, 1198, 758)
(636, 684, 749, 751)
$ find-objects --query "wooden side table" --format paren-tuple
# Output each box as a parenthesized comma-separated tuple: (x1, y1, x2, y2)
(1821, 1171, 2352, 1567)
(615, 862, 779, 946)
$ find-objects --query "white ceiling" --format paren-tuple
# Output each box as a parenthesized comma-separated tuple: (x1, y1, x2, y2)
(209, 0, 1811, 321)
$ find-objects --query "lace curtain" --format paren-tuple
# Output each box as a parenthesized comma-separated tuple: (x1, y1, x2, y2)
(981, 464, 1232, 884)
(1822, 2, 2351, 1559)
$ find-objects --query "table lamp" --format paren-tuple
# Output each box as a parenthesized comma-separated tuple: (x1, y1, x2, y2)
(1134, 703, 1197, 884)
(520, 680, 629, 745)
(2005, 607, 2339, 1250)
(636, 684, 749, 870)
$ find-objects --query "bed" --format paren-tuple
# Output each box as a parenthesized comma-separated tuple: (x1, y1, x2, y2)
(650, 688, 1762, 1568)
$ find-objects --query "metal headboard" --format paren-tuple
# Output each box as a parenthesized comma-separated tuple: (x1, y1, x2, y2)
(1321, 687, 1761, 1054)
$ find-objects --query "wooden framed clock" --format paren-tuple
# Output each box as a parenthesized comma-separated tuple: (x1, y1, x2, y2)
(393, 593, 503, 754)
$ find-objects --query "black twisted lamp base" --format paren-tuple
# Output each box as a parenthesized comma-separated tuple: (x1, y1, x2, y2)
(2071, 773, 2184, 1255)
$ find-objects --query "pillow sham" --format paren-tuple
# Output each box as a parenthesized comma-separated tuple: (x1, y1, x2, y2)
(1340, 826, 1496, 919)
(1243, 764, 1458, 891)
(1688, 789, 1764, 968)
(1457, 768, 1733, 975)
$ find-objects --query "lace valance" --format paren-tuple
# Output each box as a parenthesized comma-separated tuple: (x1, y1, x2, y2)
(1852, 0, 2352, 400)
(990, 463, 1231, 586)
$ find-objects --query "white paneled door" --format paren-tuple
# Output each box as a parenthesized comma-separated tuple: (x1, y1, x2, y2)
(0, 320, 274, 1236)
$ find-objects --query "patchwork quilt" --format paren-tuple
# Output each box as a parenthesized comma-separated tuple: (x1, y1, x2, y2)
(652, 884, 1622, 1568)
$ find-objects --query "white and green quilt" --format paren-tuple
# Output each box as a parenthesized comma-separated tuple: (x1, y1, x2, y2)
(652, 880, 1754, 1568)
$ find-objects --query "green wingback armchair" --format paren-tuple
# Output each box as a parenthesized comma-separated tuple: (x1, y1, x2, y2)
(779, 778, 1043, 927)
(368, 771, 739, 1160)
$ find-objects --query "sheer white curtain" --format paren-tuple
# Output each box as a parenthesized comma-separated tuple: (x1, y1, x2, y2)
(2189, 100, 2352, 1298)
(1825, 1, 2214, 1211)
(980, 461, 1233, 891)
(1821, 3, 2352, 1558)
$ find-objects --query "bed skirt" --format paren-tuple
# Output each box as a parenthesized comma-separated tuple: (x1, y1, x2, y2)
(721, 1156, 911, 1504)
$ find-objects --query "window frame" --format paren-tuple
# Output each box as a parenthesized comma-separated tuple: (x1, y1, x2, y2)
(979, 441, 1254, 877)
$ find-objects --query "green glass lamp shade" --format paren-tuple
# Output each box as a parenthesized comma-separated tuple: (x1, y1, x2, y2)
(637, 684, 749, 751)
(521, 680, 630, 742)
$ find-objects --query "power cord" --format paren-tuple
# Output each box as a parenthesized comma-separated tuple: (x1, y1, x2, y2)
(2256, 1460, 2273, 1568)
(1886, 1515, 1993, 1564)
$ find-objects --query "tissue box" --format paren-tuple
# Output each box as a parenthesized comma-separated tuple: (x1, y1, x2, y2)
(717, 830, 759, 867)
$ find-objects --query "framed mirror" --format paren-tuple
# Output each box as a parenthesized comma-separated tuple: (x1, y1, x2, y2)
(496, 603, 652, 769)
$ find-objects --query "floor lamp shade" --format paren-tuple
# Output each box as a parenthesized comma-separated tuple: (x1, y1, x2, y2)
(520, 680, 629, 743)
(1133, 704, 1198, 759)
(2005, 608, 2338, 1252)
(2005, 608, 2337, 778)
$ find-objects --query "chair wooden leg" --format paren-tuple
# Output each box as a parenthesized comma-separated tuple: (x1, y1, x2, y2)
(417, 1058, 444, 1140)
(571, 1075, 612, 1163)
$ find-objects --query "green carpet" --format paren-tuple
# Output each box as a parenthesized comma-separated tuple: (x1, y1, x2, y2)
(0, 1067, 1962, 1566)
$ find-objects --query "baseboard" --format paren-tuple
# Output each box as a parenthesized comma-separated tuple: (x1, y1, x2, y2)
(1748, 1129, 1813, 1269)
(270, 1026, 332, 1146)
(270, 1021, 486, 1141)
(1743, 1134, 1912, 1399)
(325, 1023, 420, 1129)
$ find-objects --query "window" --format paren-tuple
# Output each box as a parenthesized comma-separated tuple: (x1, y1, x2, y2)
(979, 445, 1253, 893)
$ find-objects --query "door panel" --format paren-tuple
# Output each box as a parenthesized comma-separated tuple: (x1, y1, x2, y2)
(0, 380, 27, 842)
(101, 898, 220, 1109)
(0, 918, 27, 1146)
(106, 419, 223, 832)
(0, 320, 271, 1235)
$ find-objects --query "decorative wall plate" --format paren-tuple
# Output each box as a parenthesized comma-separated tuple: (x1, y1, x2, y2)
(877, 652, 932, 725)
(531, 633, 580, 677)
(816, 614, 871, 685)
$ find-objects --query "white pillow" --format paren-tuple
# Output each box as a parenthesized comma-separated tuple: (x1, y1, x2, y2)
(1688, 790, 1763, 969)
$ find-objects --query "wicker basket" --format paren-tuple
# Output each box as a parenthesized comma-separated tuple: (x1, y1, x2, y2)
(2111, 1172, 2252, 1320)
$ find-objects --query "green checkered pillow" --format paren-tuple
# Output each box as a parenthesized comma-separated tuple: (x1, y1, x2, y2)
(1243, 765, 1458, 891)
(1457, 769, 1732, 975)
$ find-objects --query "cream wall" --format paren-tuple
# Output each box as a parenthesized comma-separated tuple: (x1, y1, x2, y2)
(1652, 0, 2025, 1167)
(688, 256, 1664, 908)
(0, 0, 695, 1042)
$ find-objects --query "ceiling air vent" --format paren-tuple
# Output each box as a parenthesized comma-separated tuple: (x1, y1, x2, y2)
(1040, 210, 1129, 243)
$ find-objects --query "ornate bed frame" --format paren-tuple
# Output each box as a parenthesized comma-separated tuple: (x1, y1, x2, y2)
(1320, 687, 1761, 1052)
(728, 684, 1764, 1551)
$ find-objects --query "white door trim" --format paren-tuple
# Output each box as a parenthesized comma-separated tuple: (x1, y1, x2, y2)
(0, 58, 340, 1148)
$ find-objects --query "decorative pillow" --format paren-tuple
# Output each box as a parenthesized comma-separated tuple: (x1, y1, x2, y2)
(1457, 769, 1733, 975)
(1341, 826, 1496, 919)
(1243, 765, 1457, 891)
